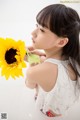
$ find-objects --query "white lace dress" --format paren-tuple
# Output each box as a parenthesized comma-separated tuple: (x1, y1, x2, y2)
(34, 58, 80, 118)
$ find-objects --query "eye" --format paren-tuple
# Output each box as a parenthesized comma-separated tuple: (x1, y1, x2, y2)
(40, 28, 45, 32)
(35, 24, 45, 32)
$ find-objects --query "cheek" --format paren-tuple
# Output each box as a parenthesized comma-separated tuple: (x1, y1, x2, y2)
(44, 39, 56, 48)
(41, 40, 55, 49)
(33, 35, 57, 49)
(39, 39, 53, 49)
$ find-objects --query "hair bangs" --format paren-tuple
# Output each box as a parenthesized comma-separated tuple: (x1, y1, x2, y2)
(36, 9, 51, 29)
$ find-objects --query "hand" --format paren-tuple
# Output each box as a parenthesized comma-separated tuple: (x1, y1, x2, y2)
(27, 46, 45, 56)
(24, 46, 46, 63)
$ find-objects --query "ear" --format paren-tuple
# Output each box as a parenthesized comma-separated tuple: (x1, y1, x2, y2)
(57, 37, 69, 47)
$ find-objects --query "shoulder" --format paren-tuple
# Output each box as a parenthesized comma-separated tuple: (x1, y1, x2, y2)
(26, 62, 58, 92)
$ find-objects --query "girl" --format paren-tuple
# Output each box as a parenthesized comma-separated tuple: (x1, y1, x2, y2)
(25, 4, 80, 118)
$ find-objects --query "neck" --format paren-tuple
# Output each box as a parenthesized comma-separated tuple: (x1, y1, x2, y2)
(44, 48, 64, 60)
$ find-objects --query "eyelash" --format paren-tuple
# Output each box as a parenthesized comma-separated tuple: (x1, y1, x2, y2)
(40, 28, 45, 32)
(36, 24, 45, 32)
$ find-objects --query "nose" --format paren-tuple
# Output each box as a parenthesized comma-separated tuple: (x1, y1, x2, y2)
(31, 28, 37, 38)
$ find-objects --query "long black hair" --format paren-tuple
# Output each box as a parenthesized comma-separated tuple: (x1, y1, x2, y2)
(36, 4, 80, 78)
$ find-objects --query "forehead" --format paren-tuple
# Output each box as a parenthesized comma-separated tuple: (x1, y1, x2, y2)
(36, 10, 51, 29)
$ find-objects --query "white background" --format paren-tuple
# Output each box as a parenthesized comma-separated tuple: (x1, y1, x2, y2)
(0, 0, 80, 120)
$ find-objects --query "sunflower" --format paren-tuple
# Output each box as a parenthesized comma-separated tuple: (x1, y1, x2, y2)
(0, 38, 26, 80)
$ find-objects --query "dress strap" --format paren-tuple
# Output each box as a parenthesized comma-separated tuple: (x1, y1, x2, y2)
(44, 58, 69, 65)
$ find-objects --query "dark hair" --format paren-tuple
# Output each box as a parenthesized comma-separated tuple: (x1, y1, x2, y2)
(36, 4, 80, 78)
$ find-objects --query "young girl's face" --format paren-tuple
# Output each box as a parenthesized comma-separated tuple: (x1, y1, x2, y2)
(31, 24, 60, 50)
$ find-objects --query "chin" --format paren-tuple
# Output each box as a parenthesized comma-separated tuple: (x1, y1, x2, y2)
(32, 43, 41, 49)
(32, 43, 37, 48)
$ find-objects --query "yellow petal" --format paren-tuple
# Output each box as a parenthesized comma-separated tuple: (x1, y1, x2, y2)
(0, 38, 27, 80)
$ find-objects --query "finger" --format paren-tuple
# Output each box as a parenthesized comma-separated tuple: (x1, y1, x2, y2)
(31, 50, 46, 56)
(40, 56, 46, 62)
(30, 63, 38, 66)
(27, 46, 35, 51)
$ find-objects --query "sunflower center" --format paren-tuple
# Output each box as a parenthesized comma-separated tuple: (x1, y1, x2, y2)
(5, 48, 17, 64)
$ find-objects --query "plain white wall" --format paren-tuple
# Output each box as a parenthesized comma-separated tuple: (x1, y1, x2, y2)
(0, 0, 80, 120)
(0, 0, 79, 45)
(0, 0, 60, 45)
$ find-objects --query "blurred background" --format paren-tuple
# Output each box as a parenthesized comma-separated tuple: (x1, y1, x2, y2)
(0, 0, 80, 120)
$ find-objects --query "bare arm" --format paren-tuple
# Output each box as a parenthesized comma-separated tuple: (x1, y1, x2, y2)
(25, 79, 37, 89)
(25, 63, 38, 89)
(25, 46, 46, 89)
(26, 62, 58, 92)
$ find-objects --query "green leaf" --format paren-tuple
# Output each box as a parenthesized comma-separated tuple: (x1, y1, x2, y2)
(27, 54, 40, 64)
